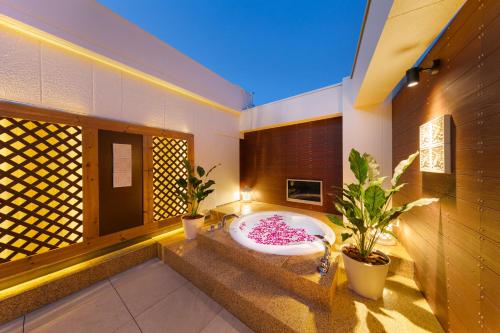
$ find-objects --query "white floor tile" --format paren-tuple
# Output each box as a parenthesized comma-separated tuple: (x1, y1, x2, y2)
(0, 317, 23, 333)
(136, 283, 221, 333)
(201, 310, 254, 333)
(24, 280, 133, 333)
(110, 259, 187, 316)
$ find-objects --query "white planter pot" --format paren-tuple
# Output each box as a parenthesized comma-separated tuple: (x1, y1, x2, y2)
(341, 246, 390, 300)
(182, 216, 205, 240)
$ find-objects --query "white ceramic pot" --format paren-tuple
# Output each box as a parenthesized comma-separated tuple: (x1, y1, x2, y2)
(341, 245, 390, 300)
(182, 215, 205, 240)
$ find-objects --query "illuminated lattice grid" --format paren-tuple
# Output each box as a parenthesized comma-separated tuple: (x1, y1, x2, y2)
(152, 137, 188, 221)
(0, 117, 83, 263)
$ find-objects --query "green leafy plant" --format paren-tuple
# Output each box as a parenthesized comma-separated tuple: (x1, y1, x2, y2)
(328, 149, 438, 263)
(176, 159, 219, 218)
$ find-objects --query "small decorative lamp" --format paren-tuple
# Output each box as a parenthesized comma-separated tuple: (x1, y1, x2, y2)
(241, 186, 252, 203)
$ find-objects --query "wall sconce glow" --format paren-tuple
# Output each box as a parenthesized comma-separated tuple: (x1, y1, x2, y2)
(419, 115, 451, 173)
(241, 187, 253, 202)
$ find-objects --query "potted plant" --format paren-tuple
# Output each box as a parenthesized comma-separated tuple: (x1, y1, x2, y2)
(176, 159, 219, 239)
(328, 149, 438, 300)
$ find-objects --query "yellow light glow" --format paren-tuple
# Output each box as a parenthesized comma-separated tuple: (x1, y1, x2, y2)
(241, 113, 341, 134)
(0, 14, 239, 116)
(241, 187, 253, 203)
(0, 229, 182, 298)
(0, 117, 84, 262)
(419, 115, 451, 173)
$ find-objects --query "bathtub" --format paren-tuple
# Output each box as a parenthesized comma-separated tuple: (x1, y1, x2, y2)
(229, 211, 335, 255)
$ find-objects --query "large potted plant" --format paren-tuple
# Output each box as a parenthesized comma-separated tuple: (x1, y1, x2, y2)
(329, 149, 438, 300)
(176, 160, 219, 239)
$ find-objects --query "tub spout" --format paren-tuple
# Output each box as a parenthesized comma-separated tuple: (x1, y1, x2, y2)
(315, 235, 331, 275)
(220, 213, 239, 230)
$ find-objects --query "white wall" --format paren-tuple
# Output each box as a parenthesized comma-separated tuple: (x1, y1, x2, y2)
(341, 0, 393, 186)
(0, 6, 245, 212)
(341, 77, 392, 185)
(240, 84, 342, 132)
(0, 0, 251, 110)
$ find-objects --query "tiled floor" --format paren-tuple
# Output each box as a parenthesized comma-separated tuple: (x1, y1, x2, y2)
(0, 259, 253, 333)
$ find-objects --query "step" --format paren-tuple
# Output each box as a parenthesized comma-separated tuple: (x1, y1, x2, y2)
(159, 236, 333, 333)
(197, 228, 338, 309)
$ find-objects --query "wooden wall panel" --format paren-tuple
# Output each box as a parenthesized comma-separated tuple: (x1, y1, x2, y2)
(392, 1, 500, 331)
(240, 118, 342, 213)
(0, 100, 194, 279)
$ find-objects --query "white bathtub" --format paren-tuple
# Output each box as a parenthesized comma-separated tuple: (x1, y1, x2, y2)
(229, 211, 335, 255)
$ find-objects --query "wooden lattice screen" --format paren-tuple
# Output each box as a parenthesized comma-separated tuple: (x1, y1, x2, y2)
(152, 136, 188, 221)
(0, 117, 83, 263)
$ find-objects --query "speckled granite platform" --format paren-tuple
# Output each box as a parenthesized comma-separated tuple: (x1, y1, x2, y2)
(160, 234, 444, 333)
(197, 228, 338, 309)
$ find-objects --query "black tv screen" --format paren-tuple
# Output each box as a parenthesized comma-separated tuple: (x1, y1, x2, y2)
(286, 179, 322, 206)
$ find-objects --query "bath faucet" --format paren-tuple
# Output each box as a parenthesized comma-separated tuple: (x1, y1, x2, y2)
(220, 213, 239, 230)
(315, 235, 332, 275)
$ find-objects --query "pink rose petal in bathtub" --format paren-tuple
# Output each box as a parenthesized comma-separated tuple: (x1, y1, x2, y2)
(239, 221, 246, 231)
(247, 214, 316, 245)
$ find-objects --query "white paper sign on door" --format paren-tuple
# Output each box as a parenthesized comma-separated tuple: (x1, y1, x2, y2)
(113, 143, 132, 188)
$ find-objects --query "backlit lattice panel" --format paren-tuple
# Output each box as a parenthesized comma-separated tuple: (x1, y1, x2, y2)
(152, 137, 188, 221)
(0, 117, 83, 263)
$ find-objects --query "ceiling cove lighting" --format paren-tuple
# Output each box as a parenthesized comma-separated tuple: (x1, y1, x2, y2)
(406, 59, 441, 87)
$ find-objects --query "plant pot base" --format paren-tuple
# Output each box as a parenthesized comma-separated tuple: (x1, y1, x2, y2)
(342, 246, 390, 300)
(182, 216, 205, 239)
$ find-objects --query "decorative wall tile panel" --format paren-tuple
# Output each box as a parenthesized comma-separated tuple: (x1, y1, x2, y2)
(419, 115, 451, 173)
(0, 117, 83, 263)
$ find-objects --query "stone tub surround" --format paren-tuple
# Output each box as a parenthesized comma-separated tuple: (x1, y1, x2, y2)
(197, 229, 338, 309)
(212, 201, 415, 279)
(160, 231, 444, 333)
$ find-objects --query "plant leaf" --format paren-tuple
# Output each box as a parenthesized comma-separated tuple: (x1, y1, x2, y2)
(392, 151, 419, 186)
(385, 183, 406, 196)
(327, 214, 344, 227)
(370, 176, 387, 187)
(382, 197, 439, 223)
(404, 197, 439, 210)
(197, 166, 205, 177)
(382, 228, 398, 240)
(349, 149, 368, 185)
(341, 232, 352, 242)
(177, 178, 187, 188)
(363, 153, 380, 181)
(205, 163, 220, 177)
(364, 185, 386, 218)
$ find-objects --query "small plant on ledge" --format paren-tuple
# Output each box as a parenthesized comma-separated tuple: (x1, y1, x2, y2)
(328, 148, 438, 300)
(176, 159, 219, 239)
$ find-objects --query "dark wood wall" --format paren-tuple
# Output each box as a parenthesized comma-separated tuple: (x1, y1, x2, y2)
(392, 1, 500, 332)
(240, 118, 342, 213)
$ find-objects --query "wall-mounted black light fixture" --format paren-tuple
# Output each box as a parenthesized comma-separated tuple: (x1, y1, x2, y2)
(406, 59, 441, 87)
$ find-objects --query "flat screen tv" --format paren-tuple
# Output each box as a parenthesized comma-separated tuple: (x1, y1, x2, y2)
(286, 179, 322, 206)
